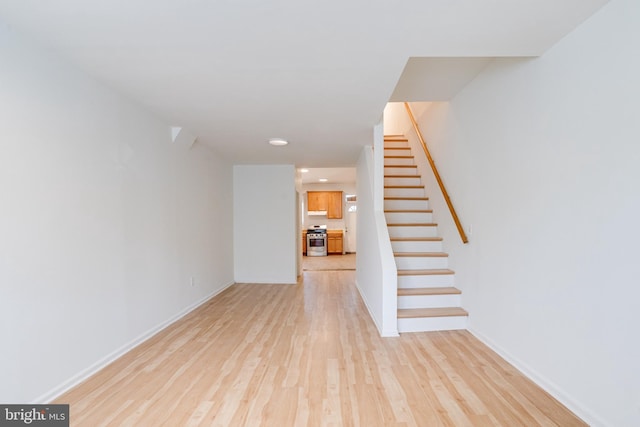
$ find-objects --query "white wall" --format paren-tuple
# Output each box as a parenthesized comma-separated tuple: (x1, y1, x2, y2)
(383, 103, 410, 136)
(0, 25, 234, 403)
(395, 0, 640, 425)
(233, 165, 297, 284)
(355, 125, 398, 337)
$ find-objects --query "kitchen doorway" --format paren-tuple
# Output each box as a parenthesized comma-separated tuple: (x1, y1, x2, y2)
(297, 167, 357, 272)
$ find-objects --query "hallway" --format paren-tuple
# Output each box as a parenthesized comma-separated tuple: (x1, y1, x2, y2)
(55, 270, 585, 426)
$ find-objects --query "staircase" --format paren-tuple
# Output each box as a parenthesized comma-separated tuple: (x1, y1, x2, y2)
(384, 135, 468, 333)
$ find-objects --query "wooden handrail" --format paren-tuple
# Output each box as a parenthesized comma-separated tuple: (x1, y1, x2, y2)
(404, 102, 469, 244)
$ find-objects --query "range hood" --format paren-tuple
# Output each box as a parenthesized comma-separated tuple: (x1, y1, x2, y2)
(307, 210, 327, 216)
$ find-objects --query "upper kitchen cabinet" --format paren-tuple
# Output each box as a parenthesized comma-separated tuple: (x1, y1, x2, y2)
(307, 191, 343, 219)
(327, 191, 342, 219)
(307, 191, 328, 212)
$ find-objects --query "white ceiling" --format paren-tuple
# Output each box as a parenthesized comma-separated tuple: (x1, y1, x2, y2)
(0, 0, 608, 168)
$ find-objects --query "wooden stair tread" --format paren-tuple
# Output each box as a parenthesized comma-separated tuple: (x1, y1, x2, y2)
(397, 269, 455, 276)
(384, 185, 423, 189)
(390, 237, 443, 241)
(384, 197, 428, 200)
(384, 209, 433, 213)
(398, 287, 461, 296)
(384, 164, 417, 168)
(384, 175, 422, 178)
(394, 252, 448, 257)
(384, 147, 411, 150)
(387, 223, 437, 227)
(398, 307, 468, 318)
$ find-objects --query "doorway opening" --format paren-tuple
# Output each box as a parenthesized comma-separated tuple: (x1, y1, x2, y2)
(297, 167, 357, 272)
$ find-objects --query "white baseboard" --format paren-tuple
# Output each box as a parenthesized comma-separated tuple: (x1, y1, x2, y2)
(355, 279, 382, 335)
(34, 281, 235, 404)
(381, 326, 400, 337)
(467, 327, 608, 427)
(354, 280, 399, 337)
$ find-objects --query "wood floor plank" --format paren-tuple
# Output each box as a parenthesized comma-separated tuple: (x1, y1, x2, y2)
(54, 271, 586, 426)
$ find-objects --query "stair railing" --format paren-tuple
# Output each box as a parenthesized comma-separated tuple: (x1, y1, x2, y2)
(404, 102, 469, 244)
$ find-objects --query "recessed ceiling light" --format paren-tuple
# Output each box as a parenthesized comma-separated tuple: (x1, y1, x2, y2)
(300, 168, 309, 173)
(268, 138, 288, 146)
(319, 178, 328, 182)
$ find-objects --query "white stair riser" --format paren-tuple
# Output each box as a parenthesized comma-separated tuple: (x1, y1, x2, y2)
(385, 187, 425, 198)
(384, 199, 429, 210)
(398, 274, 455, 288)
(398, 316, 467, 333)
(384, 141, 409, 148)
(383, 167, 418, 176)
(391, 240, 443, 252)
(384, 148, 412, 156)
(387, 226, 438, 238)
(395, 256, 449, 270)
(397, 294, 461, 309)
(385, 212, 433, 223)
(384, 176, 422, 186)
(384, 157, 414, 166)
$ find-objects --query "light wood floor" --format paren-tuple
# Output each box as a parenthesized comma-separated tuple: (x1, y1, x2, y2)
(55, 271, 586, 426)
(302, 253, 356, 271)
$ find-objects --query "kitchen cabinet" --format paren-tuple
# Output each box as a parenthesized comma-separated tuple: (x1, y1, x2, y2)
(302, 231, 307, 255)
(327, 230, 344, 255)
(307, 191, 343, 219)
(307, 192, 327, 212)
(327, 191, 342, 219)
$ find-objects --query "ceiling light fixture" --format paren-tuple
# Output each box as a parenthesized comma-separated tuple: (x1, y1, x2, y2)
(300, 168, 309, 173)
(319, 178, 328, 182)
(268, 138, 288, 146)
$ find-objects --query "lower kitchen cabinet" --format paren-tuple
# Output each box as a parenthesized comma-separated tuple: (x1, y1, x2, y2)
(327, 230, 344, 255)
(302, 231, 307, 255)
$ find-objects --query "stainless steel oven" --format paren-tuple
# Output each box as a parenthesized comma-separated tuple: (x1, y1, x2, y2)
(306, 229, 327, 256)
